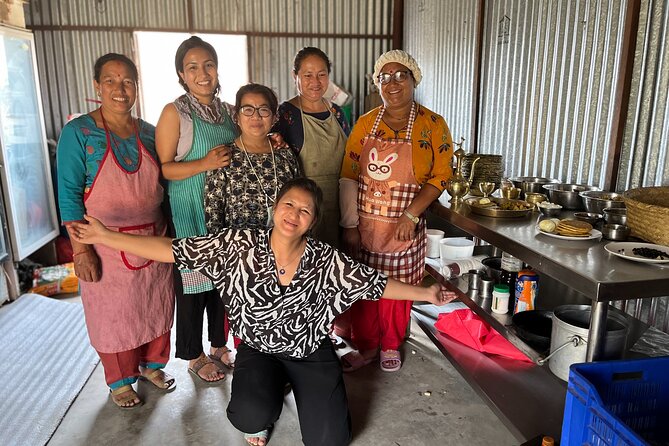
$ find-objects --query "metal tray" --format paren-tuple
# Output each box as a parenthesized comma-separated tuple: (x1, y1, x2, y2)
(465, 197, 533, 218)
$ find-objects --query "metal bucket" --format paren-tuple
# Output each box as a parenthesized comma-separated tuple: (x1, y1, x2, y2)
(543, 305, 628, 381)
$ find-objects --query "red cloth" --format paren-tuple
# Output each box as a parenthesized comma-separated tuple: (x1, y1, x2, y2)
(434, 309, 532, 362)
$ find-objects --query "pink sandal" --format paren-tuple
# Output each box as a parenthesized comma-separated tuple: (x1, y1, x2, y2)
(380, 349, 402, 372)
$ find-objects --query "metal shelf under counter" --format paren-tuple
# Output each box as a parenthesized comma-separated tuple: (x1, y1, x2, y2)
(428, 200, 669, 361)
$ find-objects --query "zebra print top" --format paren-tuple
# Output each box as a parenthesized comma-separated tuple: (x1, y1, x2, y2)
(172, 228, 387, 358)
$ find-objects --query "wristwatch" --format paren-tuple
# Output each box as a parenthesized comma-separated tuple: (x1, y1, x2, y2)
(403, 209, 420, 224)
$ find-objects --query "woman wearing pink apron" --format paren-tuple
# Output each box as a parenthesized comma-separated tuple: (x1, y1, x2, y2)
(339, 50, 453, 372)
(57, 54, 174, 408)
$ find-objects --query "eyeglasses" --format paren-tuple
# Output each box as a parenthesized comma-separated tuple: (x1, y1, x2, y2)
(239, 105, 273, 118)
(377, 70, 411, 85)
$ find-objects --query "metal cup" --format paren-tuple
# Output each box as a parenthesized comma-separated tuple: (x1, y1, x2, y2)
(478, 276, 495, 297)
(465, 269, 481, 290)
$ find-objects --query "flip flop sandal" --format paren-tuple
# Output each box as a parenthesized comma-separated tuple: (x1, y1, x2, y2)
(341, 350, 376, 373)
(110, 384, 143, 409)
(380, 349, 402, 372)
(139, 368, 176, 391)
(244, 427, 270, 446)
(189, 356, 226, 383)
(208, 346, 235, 368)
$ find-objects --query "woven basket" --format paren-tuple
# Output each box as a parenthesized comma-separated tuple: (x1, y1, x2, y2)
(462, 154, 504, 196)
(623, 186, 669, 246)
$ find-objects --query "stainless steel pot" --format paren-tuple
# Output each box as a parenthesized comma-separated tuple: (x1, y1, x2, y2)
(538, 305, 628, 381)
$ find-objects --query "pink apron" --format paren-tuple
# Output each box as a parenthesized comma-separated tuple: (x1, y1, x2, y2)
(80, 112, 174, 353)
(358, 102, 426, 284)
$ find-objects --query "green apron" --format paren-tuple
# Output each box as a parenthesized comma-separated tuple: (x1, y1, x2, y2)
(168, 111, 236, 293)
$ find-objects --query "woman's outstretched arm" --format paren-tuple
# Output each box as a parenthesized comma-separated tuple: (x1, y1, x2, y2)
(70, 215, 175, 263)
(382, 278, 457, 306)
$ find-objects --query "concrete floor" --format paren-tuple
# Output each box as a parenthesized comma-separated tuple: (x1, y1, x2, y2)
(48, 301, 517, 446)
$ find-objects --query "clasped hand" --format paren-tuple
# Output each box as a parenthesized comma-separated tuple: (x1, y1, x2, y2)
(70, 215, 109, 245)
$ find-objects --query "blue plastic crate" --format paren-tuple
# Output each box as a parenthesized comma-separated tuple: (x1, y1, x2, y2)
(561, 356, 669, 446)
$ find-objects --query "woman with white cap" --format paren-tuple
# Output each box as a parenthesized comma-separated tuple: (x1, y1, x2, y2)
(338, 49, 454, 372)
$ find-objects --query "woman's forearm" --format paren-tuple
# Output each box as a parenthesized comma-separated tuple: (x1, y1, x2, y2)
(381, 278, 426, 301)
(161, 159, 206, 180)
(105, 232, 174, 262)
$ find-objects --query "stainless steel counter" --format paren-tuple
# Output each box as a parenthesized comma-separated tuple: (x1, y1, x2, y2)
(428, 200, 669, 360)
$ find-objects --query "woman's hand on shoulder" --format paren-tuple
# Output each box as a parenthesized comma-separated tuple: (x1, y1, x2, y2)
(201, 145, 231, 171)
(268, 132, 288, 149)
(425, 283, 457, 306)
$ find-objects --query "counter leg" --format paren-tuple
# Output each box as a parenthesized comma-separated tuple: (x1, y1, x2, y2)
(586, 302, 608, 361)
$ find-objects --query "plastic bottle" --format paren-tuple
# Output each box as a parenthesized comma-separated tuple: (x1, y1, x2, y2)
(442, 255, 488, 279)
(513, 269, 539, 314)
(491, 284, 510, 314)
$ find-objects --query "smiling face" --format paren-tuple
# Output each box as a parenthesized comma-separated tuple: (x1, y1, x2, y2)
(272, 187, 317, 239)
(94, 60, 137, 115)
(378, 62, 415, 109)
(179, 47, 218, 103)
(236, 92, 275, 139)
(294, 54, 330, 103)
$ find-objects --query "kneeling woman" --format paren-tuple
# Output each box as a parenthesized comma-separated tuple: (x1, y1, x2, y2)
(71, 178, 456, 446)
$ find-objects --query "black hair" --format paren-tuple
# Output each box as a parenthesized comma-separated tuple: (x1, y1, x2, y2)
(275, 177, 324, 231)
(293, 47, 331, 74)
(174, 36, 219, 94)
(93, 53, 138, 83)
(234, 83, 279, 115)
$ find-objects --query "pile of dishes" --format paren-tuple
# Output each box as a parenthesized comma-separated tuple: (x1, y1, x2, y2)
(463, 154, 504, 196)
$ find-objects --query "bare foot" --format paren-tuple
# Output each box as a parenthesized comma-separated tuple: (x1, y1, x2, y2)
(209, 346, 235, 368)
(140, 367, 176, 390)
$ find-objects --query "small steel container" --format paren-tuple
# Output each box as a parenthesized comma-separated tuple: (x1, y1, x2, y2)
(601, 223, 631, 241)
(603, 207, 627, 225)
(573, 212, 603, 226)
(538, 203, 562, 217)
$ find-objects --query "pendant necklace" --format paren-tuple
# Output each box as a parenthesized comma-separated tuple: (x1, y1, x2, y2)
(238, 136, 278, 226)
(274, 240, 305, 275)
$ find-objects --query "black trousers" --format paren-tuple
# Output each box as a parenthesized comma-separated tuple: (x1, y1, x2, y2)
(174, 266, 227, 360)
(227, 340, 351, 446)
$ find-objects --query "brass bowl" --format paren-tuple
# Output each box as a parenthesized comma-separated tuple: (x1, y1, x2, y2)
(500, 187, 521, 199)
(525, 193, 548, 208)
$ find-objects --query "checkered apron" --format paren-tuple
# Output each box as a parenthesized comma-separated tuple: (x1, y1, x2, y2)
(358, 102, 426, 285)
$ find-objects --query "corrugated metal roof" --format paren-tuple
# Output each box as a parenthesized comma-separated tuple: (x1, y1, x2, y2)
(619, 0, 669, 188)
(478, 0, 626, 188)
(404, 0, 480, 146)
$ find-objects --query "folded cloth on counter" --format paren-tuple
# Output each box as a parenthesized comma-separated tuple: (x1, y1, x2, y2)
(435, 309, 532, 362)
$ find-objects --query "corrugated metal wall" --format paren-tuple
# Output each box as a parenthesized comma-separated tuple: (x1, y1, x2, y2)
(478, 0, 626, 187)
(404, 0, 480, 145)
(619, 0, 669, 188)
(25, 0, 393, 141)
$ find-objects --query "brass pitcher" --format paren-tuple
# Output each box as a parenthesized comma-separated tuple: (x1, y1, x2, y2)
(447, 149, 480, 203)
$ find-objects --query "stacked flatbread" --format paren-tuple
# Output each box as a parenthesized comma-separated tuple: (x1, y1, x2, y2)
(555, 220, 592, 237)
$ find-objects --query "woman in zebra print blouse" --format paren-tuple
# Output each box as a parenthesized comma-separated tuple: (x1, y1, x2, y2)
(71, 177, 456, 446)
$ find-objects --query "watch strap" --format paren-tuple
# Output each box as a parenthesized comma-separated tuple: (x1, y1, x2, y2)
(403, 210, 419, 224)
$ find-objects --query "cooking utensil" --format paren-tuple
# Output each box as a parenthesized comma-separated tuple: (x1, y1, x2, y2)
(572, 212, 602, 226)
(465, 197, 532, 218)
(579, 190, 626, 214)
(510, 177, 560, 197)
(542, 184, 600, 210)
(512, 310, 553, 353)
(601, 223, 631, 241)
(603, 207, 627, 225)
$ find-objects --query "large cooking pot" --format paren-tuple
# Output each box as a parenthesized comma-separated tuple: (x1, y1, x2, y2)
(512, 310, 552, 353)
(539, 305, 628, 381)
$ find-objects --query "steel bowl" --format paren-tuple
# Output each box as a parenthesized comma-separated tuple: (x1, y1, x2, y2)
(603, 207, 628, 225)
(481, 257, 503, 283)
(537, 203, 562, 217)
(601, 223, 631, 241)
(510, 177, 560, 197)
(573, 212, 603, 226)
(580, 191, 626, 214)
(542, 184, 601, 210)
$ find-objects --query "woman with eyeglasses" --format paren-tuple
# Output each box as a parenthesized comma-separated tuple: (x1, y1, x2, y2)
(204, 83, 300, 233)
(155, 36, 238, 383)
(338, 50, 454, 373)
(272, 47, 350, 248)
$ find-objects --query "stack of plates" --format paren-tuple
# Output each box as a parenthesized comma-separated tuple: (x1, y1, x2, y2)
(462, 154, 504, 196)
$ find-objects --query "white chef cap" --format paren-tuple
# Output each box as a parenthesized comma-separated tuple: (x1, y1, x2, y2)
(372, 49, 423, 88)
